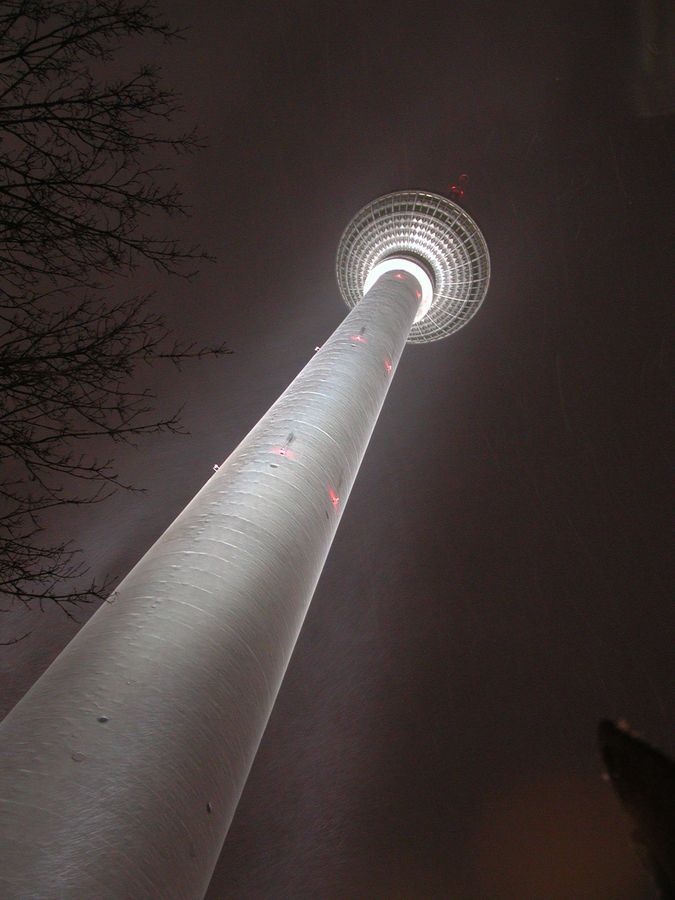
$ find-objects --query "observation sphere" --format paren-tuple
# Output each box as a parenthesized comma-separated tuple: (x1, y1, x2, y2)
(336, 190, 490, 343)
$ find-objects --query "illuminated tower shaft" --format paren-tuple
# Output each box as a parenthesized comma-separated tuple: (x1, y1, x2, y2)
(0, 190, 490, 899)
(0, 269, 423, 899)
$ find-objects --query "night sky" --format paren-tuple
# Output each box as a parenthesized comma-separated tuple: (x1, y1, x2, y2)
(1, 2, 673, 897)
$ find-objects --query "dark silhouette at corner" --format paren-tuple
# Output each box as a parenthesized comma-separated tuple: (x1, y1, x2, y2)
(599, 720, 675, 898)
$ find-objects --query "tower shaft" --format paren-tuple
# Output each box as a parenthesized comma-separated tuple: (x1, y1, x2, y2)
(0, 271, 420, 899)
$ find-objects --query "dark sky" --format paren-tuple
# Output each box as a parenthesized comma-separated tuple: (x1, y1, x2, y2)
(1, 1, 673, 897)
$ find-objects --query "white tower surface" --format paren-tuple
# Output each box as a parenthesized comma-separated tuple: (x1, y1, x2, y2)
(0, 191, 489, 899)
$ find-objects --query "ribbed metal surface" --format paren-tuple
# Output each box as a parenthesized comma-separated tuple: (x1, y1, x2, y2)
(0, 272, 420, 900)
(336, 190, 490, 343)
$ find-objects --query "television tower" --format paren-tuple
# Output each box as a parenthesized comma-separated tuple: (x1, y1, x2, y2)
(0, 191, 489, 898)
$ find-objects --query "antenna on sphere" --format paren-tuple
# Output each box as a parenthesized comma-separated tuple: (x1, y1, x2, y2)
(0, 192, 490, 899)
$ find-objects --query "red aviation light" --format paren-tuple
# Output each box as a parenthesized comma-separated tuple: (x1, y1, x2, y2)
(394, 272, 407, 280)
(350, 334, 368, 344)
(270, 446, 296, 460)
(449, 173, 469, 199)
(383, 356, 393, 374)
(328, 486, 340, 509)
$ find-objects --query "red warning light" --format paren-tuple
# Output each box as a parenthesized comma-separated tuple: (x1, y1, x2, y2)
(383, 356, 393, 374)
(394, 272, 407, 280)
(328, 486, 340, 509)
(449, 173, 469, 199)
(271, 446, 296, 460)
(350, 334, 368, 344)
(415, 290, 421, 299)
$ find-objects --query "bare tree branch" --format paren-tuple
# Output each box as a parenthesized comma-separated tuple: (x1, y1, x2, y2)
(0, 1, 229, 611)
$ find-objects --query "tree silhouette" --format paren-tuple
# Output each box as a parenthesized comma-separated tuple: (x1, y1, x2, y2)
(0, 1, 228, 618)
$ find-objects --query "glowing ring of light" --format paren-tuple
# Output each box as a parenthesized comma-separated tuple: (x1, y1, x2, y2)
(363, 257, 434, 322)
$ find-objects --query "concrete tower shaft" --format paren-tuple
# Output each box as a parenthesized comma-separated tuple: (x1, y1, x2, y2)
(0, 269, 424, 899)
(0, 190, 490, 899)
